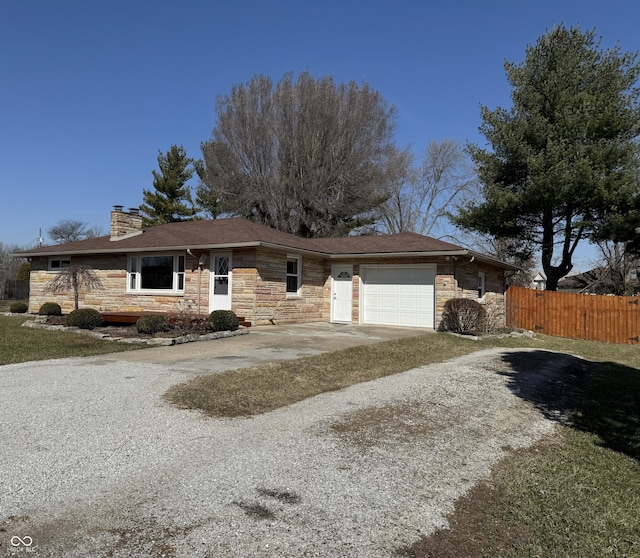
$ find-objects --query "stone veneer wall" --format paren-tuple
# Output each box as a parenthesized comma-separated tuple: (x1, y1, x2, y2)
(436, 259, 507, 329)
(110, 209, 142, 239)
(241, 248, 328, 325)
(27, 253, 207, 316)
(27, 249, 507, 329)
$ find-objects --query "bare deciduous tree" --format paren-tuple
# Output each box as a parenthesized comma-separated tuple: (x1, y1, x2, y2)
(44, 265, 104, 310)
(198, 72, 400, 237)
(48, 219, 104, 244)
(0, 242, 26, 299)
(436, 231, 536, 287)
(376, 140, 478, 237)
(592, 240, 638, 295)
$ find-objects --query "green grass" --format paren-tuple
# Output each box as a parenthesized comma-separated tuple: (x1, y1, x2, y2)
(166, 331, 639, 418)
(462, 359, 640, 558)
(0, 315, 142, 365)
(485, 430, 640, 557)
(166, 331, 486, 416)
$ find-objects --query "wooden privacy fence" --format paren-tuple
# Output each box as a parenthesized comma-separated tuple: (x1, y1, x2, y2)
(2, 279, 29, 301)
(506, 285, 640, 345)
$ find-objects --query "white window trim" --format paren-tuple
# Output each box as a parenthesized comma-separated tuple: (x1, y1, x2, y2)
(127, 253, 186, 294)
(48, 257, 71, 271)
(286, 255, 302, 296)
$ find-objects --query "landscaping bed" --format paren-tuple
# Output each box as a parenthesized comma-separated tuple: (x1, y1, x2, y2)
(24, 314, 249, 346)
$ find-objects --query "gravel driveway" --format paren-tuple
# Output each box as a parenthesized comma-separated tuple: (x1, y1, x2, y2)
(0, 335, 565, 557)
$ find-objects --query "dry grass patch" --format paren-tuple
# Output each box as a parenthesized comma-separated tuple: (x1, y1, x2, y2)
(328, 401, 456, 451)
(165, 333, 481, 417)
(165, 330, 640, 418)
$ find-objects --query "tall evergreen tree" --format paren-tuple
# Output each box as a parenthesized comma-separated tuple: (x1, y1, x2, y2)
(140, 145, 199, 227)
(454, 25, 640, 290)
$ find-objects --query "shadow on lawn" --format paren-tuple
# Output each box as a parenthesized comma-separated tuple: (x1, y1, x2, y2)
(499, 350, 640, 462)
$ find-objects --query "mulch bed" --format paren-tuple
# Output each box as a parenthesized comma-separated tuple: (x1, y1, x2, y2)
(40, 315, 215, 340)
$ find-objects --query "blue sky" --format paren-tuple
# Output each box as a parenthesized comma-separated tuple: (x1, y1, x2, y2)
(2, 0, 638, 270)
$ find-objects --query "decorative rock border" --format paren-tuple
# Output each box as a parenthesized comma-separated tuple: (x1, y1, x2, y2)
(445, 329, 537, 341)
(21, 318, 250, 346)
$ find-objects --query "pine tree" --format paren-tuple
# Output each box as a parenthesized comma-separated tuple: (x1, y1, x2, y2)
(455, 26, 640, 290)
(140, 145, 199, 227)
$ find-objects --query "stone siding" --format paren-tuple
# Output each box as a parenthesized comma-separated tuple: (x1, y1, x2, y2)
(28, 254, 206, 316)
(247, 249, 328, 325)
(26, 249, 507, 329)
(435, 258, 507, 329)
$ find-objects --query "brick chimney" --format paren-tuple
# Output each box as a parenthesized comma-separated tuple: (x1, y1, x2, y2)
(110, 206, 143, 240)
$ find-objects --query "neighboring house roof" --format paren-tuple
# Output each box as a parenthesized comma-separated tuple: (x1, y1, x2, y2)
(557, 266, 638, 294)
(15, 217, 519, 270)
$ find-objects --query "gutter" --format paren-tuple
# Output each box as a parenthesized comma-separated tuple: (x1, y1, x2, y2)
(16, 243, 520, 271)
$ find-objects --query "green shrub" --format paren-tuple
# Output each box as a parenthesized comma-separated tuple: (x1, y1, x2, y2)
(38, 302, 62, 316)
(16, 262, 31, 281)
(9, 302, 28, 314)
(66, 308, 103, 330)
(208, 310, 239, 332)
(136, 314, 170, 334)
(439, 298, 487, 334)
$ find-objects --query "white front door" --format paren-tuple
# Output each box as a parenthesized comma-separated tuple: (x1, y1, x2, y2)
(209, 252, 232, 311)
(331, 265, 353, 323)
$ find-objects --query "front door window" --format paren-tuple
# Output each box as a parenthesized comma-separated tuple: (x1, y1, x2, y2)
(210, 252, 232, 311)
(214, 256, 230, 295)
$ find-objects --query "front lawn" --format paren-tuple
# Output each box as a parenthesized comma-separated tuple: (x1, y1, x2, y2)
(0, 315, 143, 365)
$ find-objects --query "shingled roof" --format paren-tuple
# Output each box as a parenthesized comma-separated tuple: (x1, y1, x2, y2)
(15, 217, 518, 269)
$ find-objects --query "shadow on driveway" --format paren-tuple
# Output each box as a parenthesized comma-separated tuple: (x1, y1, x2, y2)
(498, 350, 640, 462)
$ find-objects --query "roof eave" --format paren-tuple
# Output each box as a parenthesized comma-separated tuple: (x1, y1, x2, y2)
(15, 241, 262, 257)
(16, 243, 520, 271)
(330, 250, 519, 270)
(15, 240, 328, 259)
(328, 249, 471, 259)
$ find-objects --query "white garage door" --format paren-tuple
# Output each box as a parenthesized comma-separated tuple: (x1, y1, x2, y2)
(361, 265, 436, 328)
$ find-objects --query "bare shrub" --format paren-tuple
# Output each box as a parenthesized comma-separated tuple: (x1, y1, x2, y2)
(439, 298, 487, 334)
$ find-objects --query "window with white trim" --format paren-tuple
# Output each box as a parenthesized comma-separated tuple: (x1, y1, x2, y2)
(49, 258, 71, 271)
(286, 256, 301, 295)
(127, 254, 185, 293)
(478, 272, 486, 299)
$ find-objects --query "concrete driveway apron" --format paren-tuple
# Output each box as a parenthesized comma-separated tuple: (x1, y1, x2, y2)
(110, 322, 426, 375)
